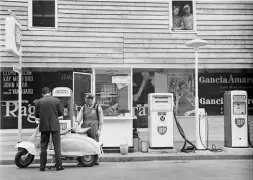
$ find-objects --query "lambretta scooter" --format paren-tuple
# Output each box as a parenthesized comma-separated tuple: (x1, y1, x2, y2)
(15, 120, 103, 168)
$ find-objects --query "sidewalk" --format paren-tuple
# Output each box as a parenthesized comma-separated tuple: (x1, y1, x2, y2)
(1, 129, 252, 165)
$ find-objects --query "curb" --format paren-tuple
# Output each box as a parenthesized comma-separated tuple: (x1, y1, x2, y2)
(100, 155, 253, 162)
(1, 154, 253, 165)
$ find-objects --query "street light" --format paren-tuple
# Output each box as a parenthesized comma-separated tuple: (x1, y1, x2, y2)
(185, 38, 207, 150)
(5, 10, 22, 142)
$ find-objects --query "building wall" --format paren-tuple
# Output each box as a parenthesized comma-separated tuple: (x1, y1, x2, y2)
(0, 0, 252, 143)
(0, 0, 252, 68)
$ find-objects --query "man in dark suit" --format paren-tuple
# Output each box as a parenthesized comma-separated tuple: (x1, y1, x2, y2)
(35, 87, 64, 171)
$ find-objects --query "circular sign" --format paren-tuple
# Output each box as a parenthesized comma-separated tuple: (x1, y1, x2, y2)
(160, 116, 165, 121)
(14, 23, 21, 51)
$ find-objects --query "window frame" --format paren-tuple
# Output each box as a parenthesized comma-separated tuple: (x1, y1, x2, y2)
(169, 0, 197, 34)
(28, 0, 58, 30)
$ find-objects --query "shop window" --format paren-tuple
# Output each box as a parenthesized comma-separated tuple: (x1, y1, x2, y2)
(95, 69, 132, 117)
(169, 0, 196, 33)
(28, 0, 57, 29)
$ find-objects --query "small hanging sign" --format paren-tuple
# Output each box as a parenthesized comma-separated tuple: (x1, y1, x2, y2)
(112, 76, 130, 84)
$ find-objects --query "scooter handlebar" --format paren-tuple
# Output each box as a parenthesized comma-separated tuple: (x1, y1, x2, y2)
(60, 128, 72, 135)
(31, 118, 40, 124)
(72, 127, 91, 134)
(60, 127, 91, 135)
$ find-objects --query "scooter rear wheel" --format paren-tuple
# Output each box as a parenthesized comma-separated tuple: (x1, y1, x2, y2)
(77, 155, 98, 167)
(15, 148, 34, 168)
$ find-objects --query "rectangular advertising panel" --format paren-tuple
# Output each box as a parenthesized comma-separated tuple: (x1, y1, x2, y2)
(0, 68, 91, 129)
(133, 69, 253, 128)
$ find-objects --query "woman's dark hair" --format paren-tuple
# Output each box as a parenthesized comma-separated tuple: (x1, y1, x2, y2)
(148, 71, 155, 77)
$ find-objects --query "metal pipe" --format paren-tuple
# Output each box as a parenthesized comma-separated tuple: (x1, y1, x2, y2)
(18, 55, 22, 142)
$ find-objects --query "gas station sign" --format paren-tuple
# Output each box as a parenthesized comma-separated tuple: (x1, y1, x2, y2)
(5, 14, 22, 56)
(151, 95, 172, 111)
(235, 118, 245, 128)
(59, 120, 71, 133)
(157, 126, 167, 135)
(233, 95, 246, 101)
(52, 87, 71, 97)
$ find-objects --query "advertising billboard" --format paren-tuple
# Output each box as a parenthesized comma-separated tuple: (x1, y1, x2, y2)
(133, 69, 253, 128)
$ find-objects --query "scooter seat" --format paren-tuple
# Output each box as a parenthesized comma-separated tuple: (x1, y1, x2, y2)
(75, 127, 90, 134)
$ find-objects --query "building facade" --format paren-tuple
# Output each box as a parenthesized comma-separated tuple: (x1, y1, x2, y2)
(0, 0, 252, 144)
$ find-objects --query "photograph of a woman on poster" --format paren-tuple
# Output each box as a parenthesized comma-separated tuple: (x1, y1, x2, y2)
(176, 80, 195, 116)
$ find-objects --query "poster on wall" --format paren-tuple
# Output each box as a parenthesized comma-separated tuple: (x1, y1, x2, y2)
(199, 73, 253, 115)
(167, 72, 195, 116)
(0, 68, 73, 129)
(133, 71, 155, 128)
(133, 69, 195, 128)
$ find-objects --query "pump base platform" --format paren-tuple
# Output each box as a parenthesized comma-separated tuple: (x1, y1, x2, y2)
(221, 147, 253, 155)
(148, 148, 177, 154)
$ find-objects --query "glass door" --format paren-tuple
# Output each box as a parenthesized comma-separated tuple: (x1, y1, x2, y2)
(73, 72, 92, 116)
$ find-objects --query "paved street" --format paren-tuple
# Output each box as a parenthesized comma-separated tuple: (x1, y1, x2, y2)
(0, 160, 252, 180)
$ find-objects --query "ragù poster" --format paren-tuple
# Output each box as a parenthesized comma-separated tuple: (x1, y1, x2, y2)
(0, 68, 91, 129)
(133, 69, 253, 128)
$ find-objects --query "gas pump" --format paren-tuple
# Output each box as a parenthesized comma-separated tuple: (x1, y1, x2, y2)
(148, 93, 173, 148)
(224, 90, 248, 148)
(52, 87, 74, 132)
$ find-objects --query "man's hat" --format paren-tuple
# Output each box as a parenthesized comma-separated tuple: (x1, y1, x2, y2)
(84, 93, 94, 98)
(183, 4, 190, 11)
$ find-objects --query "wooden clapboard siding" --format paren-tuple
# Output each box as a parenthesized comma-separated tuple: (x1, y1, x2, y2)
(123, 1, 253, 65)
(57, 0, 169, 35)
(0, 0, 252, 67)
(1, 57, 123, 64)
(197, 9, 253, 15)
(1, 0, 127, 64)
(198, 25, 253, 30)
(196, 1, 253, 65)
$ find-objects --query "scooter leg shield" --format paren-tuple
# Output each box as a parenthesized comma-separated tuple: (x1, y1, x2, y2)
(61, 135, 102, 156)
(15, 141, 38, 155)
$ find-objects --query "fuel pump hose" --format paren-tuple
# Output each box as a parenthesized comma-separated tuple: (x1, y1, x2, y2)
(248, 123, 253, 148)
(173, 110, 196, 153)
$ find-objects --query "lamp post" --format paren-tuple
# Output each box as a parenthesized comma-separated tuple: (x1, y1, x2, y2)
(5, 10, 22, 142)
(185, 39, 207, 149)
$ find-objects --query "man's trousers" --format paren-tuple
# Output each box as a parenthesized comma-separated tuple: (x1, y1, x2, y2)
(81, 121, 99, 142)
(40, 131, 62, 168)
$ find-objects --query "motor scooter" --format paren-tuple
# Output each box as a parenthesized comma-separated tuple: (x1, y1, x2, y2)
(15, 120, 103, 168)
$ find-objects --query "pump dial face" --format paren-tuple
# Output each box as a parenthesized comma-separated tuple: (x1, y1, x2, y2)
(233, 102, 246, 115)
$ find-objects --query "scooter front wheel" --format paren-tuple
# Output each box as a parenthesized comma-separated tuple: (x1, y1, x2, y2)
(15, 148, 34, 168)
(77, 155, 98, 167)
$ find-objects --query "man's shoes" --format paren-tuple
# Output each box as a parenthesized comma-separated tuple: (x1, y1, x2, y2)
(56, 166, 64, 171)
(40, 168, 45, 171)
